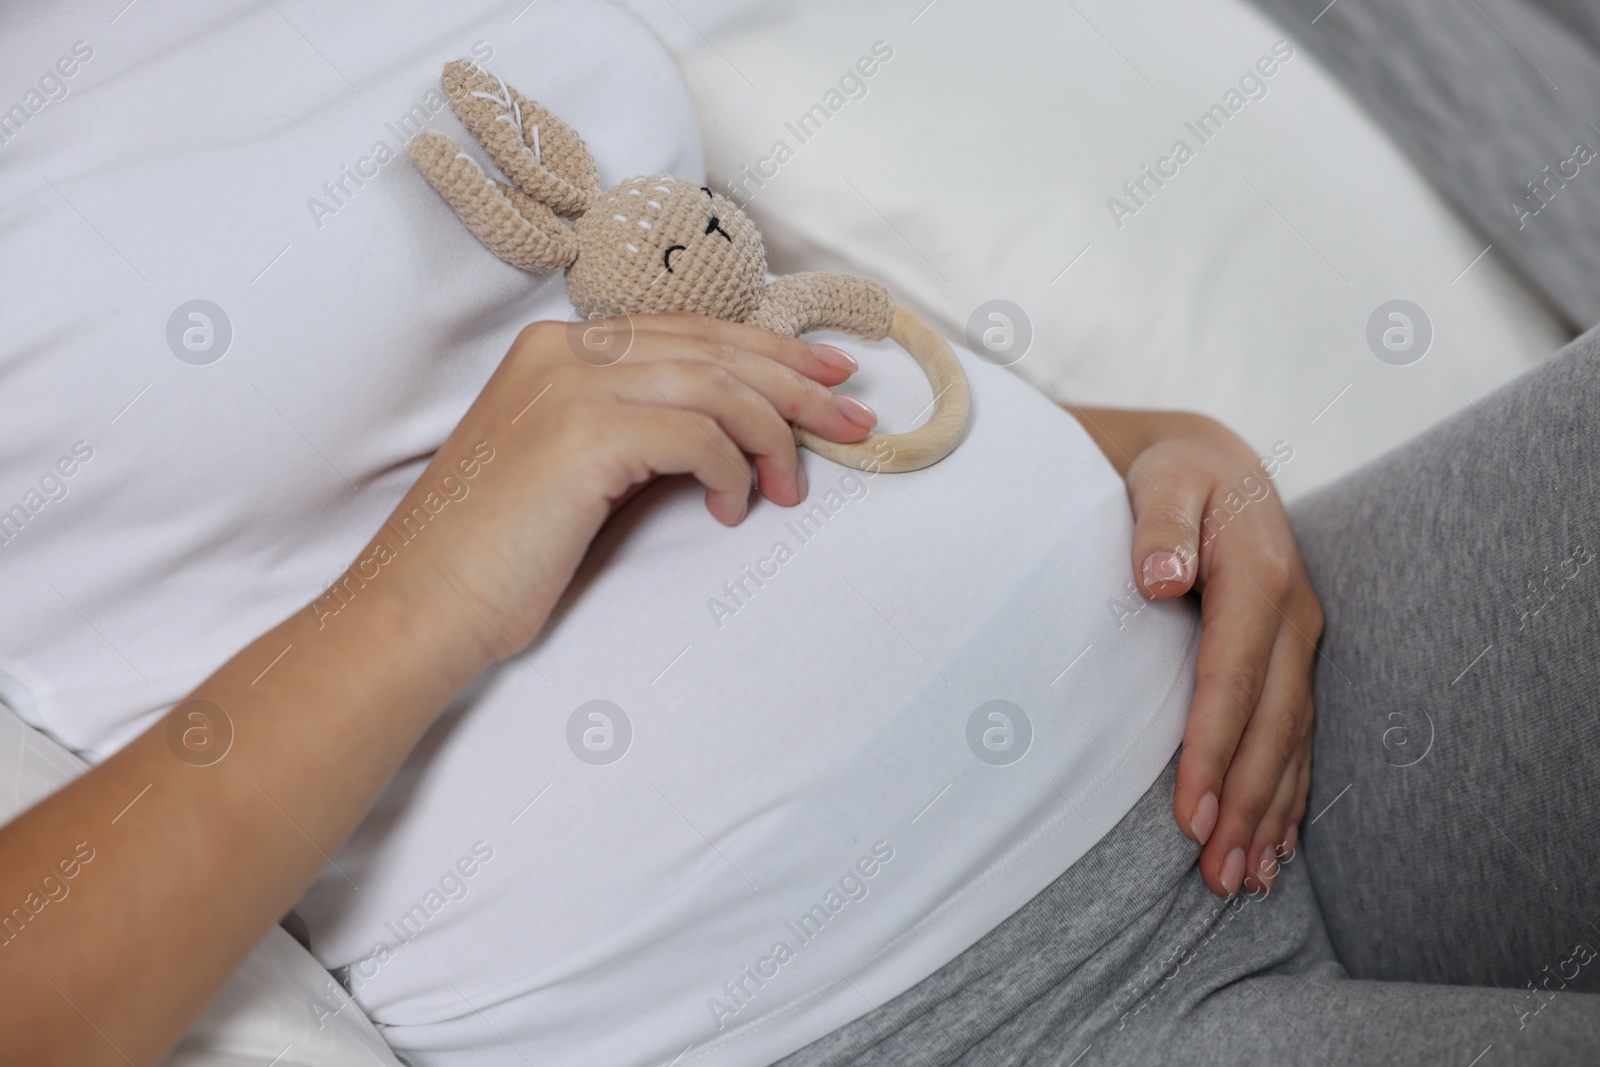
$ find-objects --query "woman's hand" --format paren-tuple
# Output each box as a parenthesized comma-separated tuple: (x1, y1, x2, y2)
(1067, 408, 1321, 899)
(393, 312, 878, 667)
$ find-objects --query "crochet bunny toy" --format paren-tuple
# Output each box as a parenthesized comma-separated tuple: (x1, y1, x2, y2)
(409, 60, 970, 473)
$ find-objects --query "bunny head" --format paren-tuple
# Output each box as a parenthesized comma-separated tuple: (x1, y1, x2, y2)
(410, 60, 774, 325)
(408, 60, 974, 474)
(569, 175, 767, 322)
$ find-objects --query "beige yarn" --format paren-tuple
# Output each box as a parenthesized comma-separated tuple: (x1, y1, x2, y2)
(411, 59, 969, 471)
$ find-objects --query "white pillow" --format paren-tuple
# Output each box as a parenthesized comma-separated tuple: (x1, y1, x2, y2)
(0, 700, 402, 1067)
(670, 0, 1571, 498)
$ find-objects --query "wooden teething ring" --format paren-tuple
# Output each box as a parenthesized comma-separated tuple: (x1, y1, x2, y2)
(794, 305, 972, 474)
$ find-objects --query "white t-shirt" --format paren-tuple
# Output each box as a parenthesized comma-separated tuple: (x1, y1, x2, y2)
(0, 3, 1198, 1066)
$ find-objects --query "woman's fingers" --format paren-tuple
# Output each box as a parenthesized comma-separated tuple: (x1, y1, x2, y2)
(504, 315, 877, 526)
(1242, 740, 1303, 894)
(1248, 730, 1312, 893)
(1172, 565, 1278, 852)
(1281, 755, 1309, 859)
(1276, 706, 1312, 860)
(610, 406, 755, 524)
(1125, 456, 1208, 599)
(1288, 739, 1311, 832)
(602, 361, 804, 505)
(1209, 615, 1308, 818)
(606, 327, 878, 445)
(1199, 620, 1315, 897)
(633, 312, 862, 386)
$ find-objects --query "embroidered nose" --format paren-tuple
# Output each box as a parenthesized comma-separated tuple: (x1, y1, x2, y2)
(706, 216, 733, 242)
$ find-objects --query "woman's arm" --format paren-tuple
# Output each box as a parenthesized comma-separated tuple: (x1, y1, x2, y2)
(1064, 406, 1323, 899)
(0, 538, 484, 1066)
(0, 315, 872, 1066)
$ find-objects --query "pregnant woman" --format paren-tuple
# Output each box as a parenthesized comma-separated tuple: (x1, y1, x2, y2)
(1, 2, 1597, 1066)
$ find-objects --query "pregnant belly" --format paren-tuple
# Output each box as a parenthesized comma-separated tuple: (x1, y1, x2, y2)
(295, 345, 1200, 1067)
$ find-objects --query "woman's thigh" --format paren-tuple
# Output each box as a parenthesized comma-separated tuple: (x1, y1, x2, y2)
(1087, 855, 1600, 1067)
(1288, 325, 1600, 990)
(1096, 967, 1600, 1067)
(781, 760, 1600, 1067)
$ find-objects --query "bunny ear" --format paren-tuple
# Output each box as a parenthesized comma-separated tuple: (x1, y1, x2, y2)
(410, 131, 579, 273)
(441, 60, 600, 217)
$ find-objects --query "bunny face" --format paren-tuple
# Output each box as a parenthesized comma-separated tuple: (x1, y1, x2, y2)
(567, 176, 768, 322)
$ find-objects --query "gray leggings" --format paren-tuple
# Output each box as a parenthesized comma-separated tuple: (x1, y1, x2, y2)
(779, 329, 1600, 1065)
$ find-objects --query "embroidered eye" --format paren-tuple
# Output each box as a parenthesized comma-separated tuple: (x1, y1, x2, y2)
(701, 186, 713, 198)
(663, 244, 686, 271)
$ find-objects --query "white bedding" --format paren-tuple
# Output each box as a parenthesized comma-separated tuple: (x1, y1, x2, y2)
(659, 0, 1572, 499)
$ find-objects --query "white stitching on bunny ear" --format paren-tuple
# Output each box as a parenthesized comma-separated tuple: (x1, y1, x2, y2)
(468, 73, 542, 165)
(449, 148, 497, 190)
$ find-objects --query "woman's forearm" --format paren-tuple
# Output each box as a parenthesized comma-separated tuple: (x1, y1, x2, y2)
(0, 528, 488, 1066)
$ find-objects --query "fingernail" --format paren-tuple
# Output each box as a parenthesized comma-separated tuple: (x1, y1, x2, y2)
(1189, 792, 1218, 845)
(1220, 847, 1246, 897)
(811, 343, 858, 373)
(1141, 549, 1194, 589)
(736, 494, 749, 522)
(834, 393, 877, 429)
(794, 463, 808, 501)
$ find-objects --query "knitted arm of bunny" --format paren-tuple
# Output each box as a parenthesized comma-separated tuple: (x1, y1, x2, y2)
(745, 272, 896, 340)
